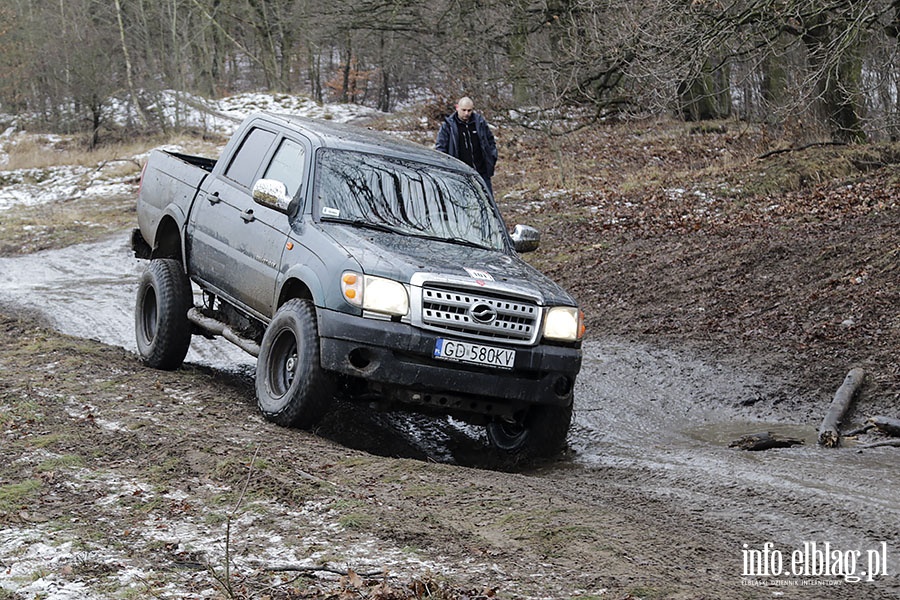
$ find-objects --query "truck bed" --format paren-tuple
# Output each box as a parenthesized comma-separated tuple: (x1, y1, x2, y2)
(136, 149, 217, 250)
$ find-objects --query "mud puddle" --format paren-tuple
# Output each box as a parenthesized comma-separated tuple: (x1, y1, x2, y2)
(0, 233, 252, 370)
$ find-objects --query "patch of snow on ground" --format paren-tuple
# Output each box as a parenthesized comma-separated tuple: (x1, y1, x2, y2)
(0, 467, 465, 599)
(0, 92, 381, 212)
(0, 160, 138, 212)
(0, 531, 99, 600)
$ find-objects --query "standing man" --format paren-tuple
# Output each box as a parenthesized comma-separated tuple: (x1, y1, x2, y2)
(435, 96, 498, 196)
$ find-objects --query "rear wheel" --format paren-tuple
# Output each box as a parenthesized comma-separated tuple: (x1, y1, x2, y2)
(486, 402, 573, 459)
(135, 258, 193, 370)
(256, 299, 332, 428)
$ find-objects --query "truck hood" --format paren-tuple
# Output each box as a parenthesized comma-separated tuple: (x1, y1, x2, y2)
(320, 224, 577, 306)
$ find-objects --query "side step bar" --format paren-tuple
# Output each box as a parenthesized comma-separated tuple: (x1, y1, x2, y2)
(187, 308, 260, 357)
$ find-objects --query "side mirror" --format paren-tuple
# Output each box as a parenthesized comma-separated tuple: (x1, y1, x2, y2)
(510, 224, 540, 253)
(252, 178, 292, 213)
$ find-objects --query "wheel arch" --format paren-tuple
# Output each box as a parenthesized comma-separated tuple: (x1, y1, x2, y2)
(151, 215, 185, 264)
(275, 265, 325, 311)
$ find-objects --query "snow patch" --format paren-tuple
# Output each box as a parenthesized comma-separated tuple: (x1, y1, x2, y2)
(0, 91, 381, 212)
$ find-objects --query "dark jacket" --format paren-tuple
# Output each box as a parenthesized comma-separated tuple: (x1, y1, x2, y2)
(435, 112, 498, 178)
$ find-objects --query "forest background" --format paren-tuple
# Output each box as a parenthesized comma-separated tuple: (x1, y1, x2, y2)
(2, 0, 900, 146)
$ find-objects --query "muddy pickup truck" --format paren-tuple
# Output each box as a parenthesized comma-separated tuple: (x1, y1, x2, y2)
(132, 112, 583, 458)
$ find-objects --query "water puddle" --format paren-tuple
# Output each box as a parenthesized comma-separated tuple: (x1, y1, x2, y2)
(685, 420, 818, 447)
(0, 233, 251, 370)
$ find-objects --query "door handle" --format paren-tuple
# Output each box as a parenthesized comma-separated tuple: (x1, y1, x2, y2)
(206, 192, 220, 205)
(240, 209, 255, 223)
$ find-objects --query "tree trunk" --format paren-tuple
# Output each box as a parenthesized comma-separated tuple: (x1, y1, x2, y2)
(508, 0, 531, 106)
(678, 59, 731, 121)
(113, 0, 147, 129)
(341, 35, 352, 103)
(803, 12, 866, 143)
(308, 43, 322, 104)
(761, 34, 790, 121)
(89, 98, 102, 150)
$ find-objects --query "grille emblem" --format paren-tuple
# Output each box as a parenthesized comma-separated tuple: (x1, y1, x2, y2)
(469, 302, 497, 324)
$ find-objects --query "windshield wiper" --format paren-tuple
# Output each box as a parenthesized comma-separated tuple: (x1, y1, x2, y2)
(409, 232, 491, 250)
(322, 217, 401, 234)
(322, 217, 492, 249)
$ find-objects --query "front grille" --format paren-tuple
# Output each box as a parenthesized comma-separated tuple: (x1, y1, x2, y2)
(421, 286, 539, 344)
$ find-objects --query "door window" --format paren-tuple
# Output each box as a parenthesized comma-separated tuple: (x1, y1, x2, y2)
(263, 138, 306, 198)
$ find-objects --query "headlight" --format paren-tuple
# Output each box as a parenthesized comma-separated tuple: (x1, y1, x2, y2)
(341, 272, 409, 316)
(543, 306, 585, 342)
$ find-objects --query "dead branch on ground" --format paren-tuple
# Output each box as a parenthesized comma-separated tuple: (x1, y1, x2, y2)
(844, 415, 900, 438)
(263, 565, 384, 578)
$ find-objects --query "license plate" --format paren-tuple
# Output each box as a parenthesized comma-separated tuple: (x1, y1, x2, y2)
(433, 338, 516, 369)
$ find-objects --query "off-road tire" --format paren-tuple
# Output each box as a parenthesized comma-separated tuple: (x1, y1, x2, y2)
(486, 402, 573, 460)
(255, 299, 332, 428)
(135, 258, 193, 370)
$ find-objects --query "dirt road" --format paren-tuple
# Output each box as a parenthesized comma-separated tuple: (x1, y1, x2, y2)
(1, 234, 898, 599)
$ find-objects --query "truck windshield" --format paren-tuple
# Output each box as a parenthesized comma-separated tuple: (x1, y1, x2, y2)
(314, 149, 507, 250)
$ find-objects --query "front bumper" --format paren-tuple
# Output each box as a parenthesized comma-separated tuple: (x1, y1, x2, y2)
(317, 308, 581, 418)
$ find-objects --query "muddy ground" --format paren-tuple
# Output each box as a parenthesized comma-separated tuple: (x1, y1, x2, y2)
(1, 117, 899, 599)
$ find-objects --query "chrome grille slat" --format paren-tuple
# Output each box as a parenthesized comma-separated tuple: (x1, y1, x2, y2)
(421, 286, 539, 344)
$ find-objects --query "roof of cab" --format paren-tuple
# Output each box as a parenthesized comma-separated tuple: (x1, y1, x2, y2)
(249, 111, 472, 174)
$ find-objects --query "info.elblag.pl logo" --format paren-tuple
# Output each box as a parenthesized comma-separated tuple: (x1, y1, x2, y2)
(741, 541, 890, 585)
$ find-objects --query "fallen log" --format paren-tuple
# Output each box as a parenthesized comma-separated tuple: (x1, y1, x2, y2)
(817, 367, 866, 448)
(844, 416, 900, 438)
(870, 415, 900, 437)
(729, 431, 805, 451)
(856, 439, 900, 450)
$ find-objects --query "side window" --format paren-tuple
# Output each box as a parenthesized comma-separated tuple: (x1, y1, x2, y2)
(263, 138, 306, 198)
(224, 127, 277, 189)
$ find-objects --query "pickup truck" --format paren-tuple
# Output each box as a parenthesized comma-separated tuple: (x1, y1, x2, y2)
(132, 111, 583, 459)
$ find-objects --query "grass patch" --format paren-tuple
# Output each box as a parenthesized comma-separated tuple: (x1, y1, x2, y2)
(28, 433, 66, 449)
(0, 479, 43, 512)
(37, 454, 85, 472)
(338, 512, 373, 529)
(204, 512, 228, 526)
(627, 586, 671, 599)
(725, 142, 900, 197)
(0, 398, 44, 426)
(402, 483, 448, 498)
(337, 455, 377, 468)
(0, 132, 224, 171)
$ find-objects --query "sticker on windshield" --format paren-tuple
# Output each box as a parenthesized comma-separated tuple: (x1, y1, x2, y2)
(465, 268, 494, 281)
(321, 206, 341, 218)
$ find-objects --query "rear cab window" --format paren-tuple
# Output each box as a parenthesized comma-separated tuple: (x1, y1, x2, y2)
(224, 127, 277, 189)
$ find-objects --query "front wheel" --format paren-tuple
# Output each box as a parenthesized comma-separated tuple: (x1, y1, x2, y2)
(135, 258, 193, 370)
(486, 402, 573, 460)
(255, 299, 332, 428)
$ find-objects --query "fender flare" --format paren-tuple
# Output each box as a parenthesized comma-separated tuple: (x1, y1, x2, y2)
(151, 205, 188, 266)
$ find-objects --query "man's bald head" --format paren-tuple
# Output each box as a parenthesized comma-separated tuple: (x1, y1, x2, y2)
(455, 97, 475, 121)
